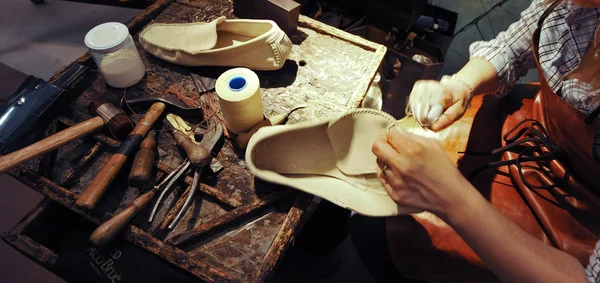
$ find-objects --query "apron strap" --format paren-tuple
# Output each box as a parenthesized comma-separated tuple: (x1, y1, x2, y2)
(537, 0, 563, 28)
(534, 1, 562, 57)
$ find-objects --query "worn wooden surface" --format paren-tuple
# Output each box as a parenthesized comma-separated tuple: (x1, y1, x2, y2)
(169, 190, 292, 246)
(5, 0, 385, 282)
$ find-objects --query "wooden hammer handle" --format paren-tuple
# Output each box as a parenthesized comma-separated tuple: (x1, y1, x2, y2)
(0, 116, 105, 174)
(128, 130, 157, 188)
(76, 102, 166, 210)
(90, 189, 156, 247)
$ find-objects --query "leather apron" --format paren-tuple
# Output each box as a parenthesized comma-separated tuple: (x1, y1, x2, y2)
(385, 3, 600, 282)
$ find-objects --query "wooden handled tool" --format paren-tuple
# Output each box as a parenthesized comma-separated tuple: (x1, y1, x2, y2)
(172, 131, 211, 167)
(89, 189, 157, 247)
(234, 105, 306, 148)
(128, 130, 157, 188)
(0, 98, 132, 174)
(90, 160, 188, 247)
(76, 102, 166, 210)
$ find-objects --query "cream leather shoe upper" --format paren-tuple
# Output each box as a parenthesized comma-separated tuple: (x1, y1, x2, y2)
(246, 109, 423, 217)
(140, 16, 292, 70)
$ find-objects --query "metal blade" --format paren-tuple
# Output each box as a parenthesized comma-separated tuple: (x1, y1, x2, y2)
(199, 116, 223, 152)
(191, 73, 216, 93)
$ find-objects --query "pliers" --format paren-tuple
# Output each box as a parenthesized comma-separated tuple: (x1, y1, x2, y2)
(148, 115, 223, 229)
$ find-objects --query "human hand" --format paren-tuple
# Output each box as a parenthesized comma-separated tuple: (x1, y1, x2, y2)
(372, 126, 474, 217)
(407, 78, 471, 131)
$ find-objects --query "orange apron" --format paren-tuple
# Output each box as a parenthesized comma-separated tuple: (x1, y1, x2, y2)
(385, 3, 600, 282)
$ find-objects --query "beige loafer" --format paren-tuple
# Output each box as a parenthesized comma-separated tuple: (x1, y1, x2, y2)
(246, 109, 424, 217)
(140, 16, 292, 70)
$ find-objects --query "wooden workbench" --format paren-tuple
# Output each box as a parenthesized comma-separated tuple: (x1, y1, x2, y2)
(2, 0, 385, 282)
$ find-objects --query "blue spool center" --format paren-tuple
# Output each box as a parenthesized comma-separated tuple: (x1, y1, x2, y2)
(228, 76, 247, 92)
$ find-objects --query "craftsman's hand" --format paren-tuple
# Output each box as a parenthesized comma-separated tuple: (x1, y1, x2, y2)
(372, 126, 474, 217)
(407, 78, 471, 131)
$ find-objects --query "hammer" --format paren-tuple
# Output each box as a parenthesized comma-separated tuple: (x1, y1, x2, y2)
(0, 97, 133, 174)
(75, 96, 202, 210)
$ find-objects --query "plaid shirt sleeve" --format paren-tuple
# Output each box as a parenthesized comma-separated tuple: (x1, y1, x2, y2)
(586, 239, 600, 282)
(469, 0, 546, 95)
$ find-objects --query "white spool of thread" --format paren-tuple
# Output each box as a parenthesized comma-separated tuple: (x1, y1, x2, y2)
(215, 68, 264, 134)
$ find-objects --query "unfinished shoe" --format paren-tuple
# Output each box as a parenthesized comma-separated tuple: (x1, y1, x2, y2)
(139, 16, 292, 70)
(246, 108, 474, 216)
(245, 109, 417, 216)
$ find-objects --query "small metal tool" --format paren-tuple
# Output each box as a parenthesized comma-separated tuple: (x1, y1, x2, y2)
(89, 159, 189, 247)
(190, 73, 216, 93)
(148, 115, 223, 229)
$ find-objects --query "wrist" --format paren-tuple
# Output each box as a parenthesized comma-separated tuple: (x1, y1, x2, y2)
(441, 74, 474, 97)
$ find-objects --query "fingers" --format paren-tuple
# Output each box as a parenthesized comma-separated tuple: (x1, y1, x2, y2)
(426, 104, 444, 125)
(378, 162, 407, 204)
(378, 171, 396, 197)
(383, 164, 406, 189)
(374, 133, 408, 192)
(385, 127, 432, 176)
(427, 86, 453, 108)
(408, 81, 454, 126)
(430, 100, 467, 131)
(372, 136, 399, 168)
(408, 81, 426, 120)
(417, 97, 429, 125)
(385, 126, 421, 154)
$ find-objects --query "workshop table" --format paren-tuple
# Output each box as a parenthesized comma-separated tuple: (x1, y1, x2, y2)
(2, 0, 386, 282)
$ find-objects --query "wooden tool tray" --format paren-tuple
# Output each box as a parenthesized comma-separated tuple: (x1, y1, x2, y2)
(2, 0, 385, 282)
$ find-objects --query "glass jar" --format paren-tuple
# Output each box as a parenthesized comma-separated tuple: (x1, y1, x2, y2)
(84, 22, 146, 88)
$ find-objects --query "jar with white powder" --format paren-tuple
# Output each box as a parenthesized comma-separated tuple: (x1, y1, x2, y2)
(85, 22, 146, 88)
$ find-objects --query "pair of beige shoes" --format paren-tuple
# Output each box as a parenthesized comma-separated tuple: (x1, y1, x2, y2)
(140, 16, 292, 70)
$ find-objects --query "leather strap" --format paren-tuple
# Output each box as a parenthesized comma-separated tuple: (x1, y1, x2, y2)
(463, 118, 571, 189)
(537, 0, 562, 28)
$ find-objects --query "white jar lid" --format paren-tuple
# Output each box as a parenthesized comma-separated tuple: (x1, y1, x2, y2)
(84, 22, 129, 54)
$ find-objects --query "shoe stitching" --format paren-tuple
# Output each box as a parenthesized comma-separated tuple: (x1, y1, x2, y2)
(141, 20, 289, 68)
(336, 108, 397, 124)
(140, 22, 214, 53)
(269, 43, 281, 68)
(142, 21, 285, 56)
(281, 172, 389, 195)
(267, 31, 285, 68)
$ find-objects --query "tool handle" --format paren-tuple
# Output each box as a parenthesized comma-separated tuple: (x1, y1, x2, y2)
(172, 131, 211, 167)
(235, 107, 303, 149)
(76, 102, 166, 209)
(128, 130, 157, 188)
(0, 116, 105, 174)
(235, 119, 272, 149)
(90, 190, 156, 247)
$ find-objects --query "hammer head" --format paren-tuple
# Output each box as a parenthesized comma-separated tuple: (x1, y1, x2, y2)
(120, 95, 203, 118)
(88, 97, 134, 140)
